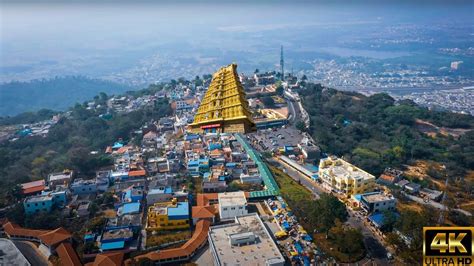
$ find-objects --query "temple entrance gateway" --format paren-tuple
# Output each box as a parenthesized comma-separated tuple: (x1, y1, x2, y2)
(188, 63, 255, 134)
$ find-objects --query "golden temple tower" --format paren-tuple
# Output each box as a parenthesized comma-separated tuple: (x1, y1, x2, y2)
(189, 63, 255, 134)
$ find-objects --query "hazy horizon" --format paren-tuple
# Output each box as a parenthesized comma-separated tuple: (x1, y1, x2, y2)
(1, 1, 473, 87)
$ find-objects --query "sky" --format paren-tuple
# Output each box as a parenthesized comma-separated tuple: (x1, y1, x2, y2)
(0, 1, 472, 83)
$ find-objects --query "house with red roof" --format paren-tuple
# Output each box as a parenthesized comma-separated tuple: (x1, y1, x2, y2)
(85, 252, 124, 266)
(21, 180, 45, 195)
(191, 205, 217, 224)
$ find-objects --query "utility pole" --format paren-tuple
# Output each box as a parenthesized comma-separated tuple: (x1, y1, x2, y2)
(438, 165, 449, 225)
(280, 45, 284, 81)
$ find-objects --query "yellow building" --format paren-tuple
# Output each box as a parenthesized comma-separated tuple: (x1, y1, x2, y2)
(146, 199, 190, 231)
(318, 156, 375, 197)
(188, 63, 255, 134)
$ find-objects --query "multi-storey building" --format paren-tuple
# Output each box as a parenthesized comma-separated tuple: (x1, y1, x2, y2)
(23, 189, 67, 215)
(360, 192, 396, 213)
(218, 191, 248, 220)
(208, 214, 285, 266)
(70, 178, 97, 195)
(47, 170, 73, 188)
(146, 187, 188, 206)
(319, 156, 375, 197)
(146, 199, 190, 231)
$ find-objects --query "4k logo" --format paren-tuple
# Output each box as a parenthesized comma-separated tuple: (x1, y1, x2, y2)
(424, 227, 473, 266)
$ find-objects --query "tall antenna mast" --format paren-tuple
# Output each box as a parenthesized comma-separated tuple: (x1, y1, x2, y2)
(280, 45, 284, 81)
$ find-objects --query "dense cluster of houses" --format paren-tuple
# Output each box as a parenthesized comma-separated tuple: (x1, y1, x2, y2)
(183, 134, 264, 193)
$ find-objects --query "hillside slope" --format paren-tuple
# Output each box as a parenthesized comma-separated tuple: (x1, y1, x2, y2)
(299, 84, 474, 178)
(0, 76, 132, 116)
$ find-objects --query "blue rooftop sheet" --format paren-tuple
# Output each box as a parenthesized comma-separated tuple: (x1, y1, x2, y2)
(124, 190, 132, 200)
(295, 242, 303, 254)
(101, 241, 125, 250)
(209, 143, 222, 150)
(199, 158, 209, 164)
(226, 162, 237, 167)
(368, 213, 384, 227)
(112, 142, 124, 149)
(84, 234, 95, 241)
(122, 202, 140, 214)
(353, 194, 363, 202)
(303, 163, 319, 172)
(167, 202, 189, 217)
(188, 160, 199, 166)
(164, 187, 173, 194)
(369, 212, 399, 227)
(185, 134, 200, 141)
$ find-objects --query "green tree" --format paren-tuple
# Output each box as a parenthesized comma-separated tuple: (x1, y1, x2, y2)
(296, 121, 306, 132)
(381, 209, 397, 232)
(194, 76, 203, 87)
(329, 220, 365, 258)
(5, 203, 25, 225)
(31, 156, 48, 178)
(392, 208, 438, 264)
(261, 96, 275, 108)
(86, 216, 106, 232)
(275, 85, 284, 96)
(25, 211, 61, 229)
(7, 185, 24, 203)
(309, 194, 348, 237)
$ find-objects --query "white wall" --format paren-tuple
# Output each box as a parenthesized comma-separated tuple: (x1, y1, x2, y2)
(219, 204, 247, 220)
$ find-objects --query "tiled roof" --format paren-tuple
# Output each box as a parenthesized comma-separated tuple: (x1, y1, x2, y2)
(128, 170, 146, 177)
(379, 174, 396, 183)
(116, 147, 130, 154)
(3, 222, 49, 238)
(56, 242, 82, 266)
(38, 227, 72, 246)
(192, 205, 216, 219)
(132, 219, 211, 262)
(21, 180, 45, 194)
(196, 193, 218, 206)
(3, 222, 73, 249)
(21, 179, 45, 189)
(86, 252, 124, 266)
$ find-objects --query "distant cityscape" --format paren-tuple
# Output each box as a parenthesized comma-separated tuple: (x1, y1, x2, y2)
(397, 87, 474, 116)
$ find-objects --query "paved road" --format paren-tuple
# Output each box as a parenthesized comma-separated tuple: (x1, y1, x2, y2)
(347, 210, 391, 265)
(269, 158, 392, 265)
(402, 192, 472, 216)
(287, 99, 297, 125)
(286, 98, 302, 126)
(13, 241, 49, 266)
(269, 158, 322, 199)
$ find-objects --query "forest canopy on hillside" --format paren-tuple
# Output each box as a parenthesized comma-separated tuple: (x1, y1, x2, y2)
(299, 84, 474, 181)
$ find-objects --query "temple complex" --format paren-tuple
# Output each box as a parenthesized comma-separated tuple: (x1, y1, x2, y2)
(188, 63, 255, 134)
